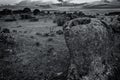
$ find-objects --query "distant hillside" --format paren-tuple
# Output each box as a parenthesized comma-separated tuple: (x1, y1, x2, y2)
(15, 0, 52, 8)
(0, 0, 120, 10)
(16, 0, 87, 8)
(52, 3, 87, 7)
(16, 0, 51, 6)
(82, 1, 120, 9)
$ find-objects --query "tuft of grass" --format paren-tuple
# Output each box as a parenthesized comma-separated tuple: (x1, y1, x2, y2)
(2, 28, 10, 33)
(12, 30, 17, 33)
(56, 30, 63, 35)
(35, 42, 41, 47)
(36, 32, 42, 36)
(47, 38, 54, 42)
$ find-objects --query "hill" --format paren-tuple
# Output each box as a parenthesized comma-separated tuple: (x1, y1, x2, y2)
(82, 1, 120, 9)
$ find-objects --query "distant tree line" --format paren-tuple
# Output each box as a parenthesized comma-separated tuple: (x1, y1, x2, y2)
(0, 7, 97, 22)
(0, 7, 50, 16)
(0, 8, 31, 15)
(0, 7, 93, 16)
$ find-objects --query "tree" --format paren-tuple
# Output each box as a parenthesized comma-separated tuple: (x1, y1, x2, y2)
(13, 10, 23, 14)
(23, 7, 31, 13)
(58, 0, 64, 3)
(1, 9, 12, 15)
(33, 9, 40, 15)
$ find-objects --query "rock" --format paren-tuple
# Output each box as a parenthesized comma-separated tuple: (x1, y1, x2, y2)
(63, 18, 118, 80)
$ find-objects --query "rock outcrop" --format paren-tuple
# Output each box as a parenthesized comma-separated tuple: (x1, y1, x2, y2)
(63, 18, 120, 80)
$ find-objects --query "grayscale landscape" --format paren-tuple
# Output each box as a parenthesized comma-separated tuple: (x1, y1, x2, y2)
(0, 0, 120, 80)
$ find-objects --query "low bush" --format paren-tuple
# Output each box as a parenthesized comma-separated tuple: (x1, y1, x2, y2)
(56, 30, 63, 35)
(47, 38, 54, 42)
(4, 18, 16, 22)
(47, 45, 54, 53)
(30, 36, 34, 39)
(67, 18, 91, 27)
(54, 16, 67, 26)
(42, 33, 49, 37)
(42, 33, 55, 37)
(29, 18, 39, 22)
(2, 28, 10, 33)
(36, 32, 42, 36)
(12, 30, 17, 33)
(0, 28, 15, 58)
(56, 17, 66, 26)
(17, 25, 22, 28)
(35, 42, 41, 47)
(24, 31, 27, 33)
(105, 11, 120, 16)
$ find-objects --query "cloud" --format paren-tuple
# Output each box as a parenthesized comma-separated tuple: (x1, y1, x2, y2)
(0, 0, 22, 4)
(0, 0, 100, 5)
(109, 0, 120, 2)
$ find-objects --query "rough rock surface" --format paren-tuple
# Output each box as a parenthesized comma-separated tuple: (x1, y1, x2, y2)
(63, 18, 120, 80)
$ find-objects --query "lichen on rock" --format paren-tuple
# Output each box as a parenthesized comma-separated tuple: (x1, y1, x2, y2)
(63, 18, 117, 80)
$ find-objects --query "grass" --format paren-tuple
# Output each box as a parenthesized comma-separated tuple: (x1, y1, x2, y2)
(0, 18, 69, 80)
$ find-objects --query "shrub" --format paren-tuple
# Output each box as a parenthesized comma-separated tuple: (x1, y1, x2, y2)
(24, 31, 27, 33)
(36, 32, 42, 36)
(66, 18, 91, 27)
(29, 18, 39, 22)
(12, 30, 17, 33)
(47, 38, 54, 42)
(0, 27, 1, 31)
(30, 36, 34, 39)
(55, 16, 66, 26)
(20, 14, 33, 20)
(103, 16, 120, 34)
(4, 18, 16, 22)
(42, 33, 49, 37)
(33, 9, 40, 15)
(47, 45, 54, 53)
(23, 7, 31, 13)
(2, 28, 10, 33)
(17, 25, 22, 28)
(49, 33, 55, 37)
(78, 11, 85, 17)
(0, 28, 15, 58)
(117, 15, 120, 21)
(105, 11, 120, 16)
(42, 33, 55, 37)
(35, 42, 40, 47)
(56, 30, 63, 35)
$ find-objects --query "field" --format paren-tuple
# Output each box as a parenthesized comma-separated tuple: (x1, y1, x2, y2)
(0, 16, 70, 79)
(0, 8, 120, 80)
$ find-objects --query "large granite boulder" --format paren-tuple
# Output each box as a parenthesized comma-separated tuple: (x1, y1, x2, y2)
(63, 18, 120, 80)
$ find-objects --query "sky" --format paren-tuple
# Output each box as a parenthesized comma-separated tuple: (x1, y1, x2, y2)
(0, 0, 101, 5)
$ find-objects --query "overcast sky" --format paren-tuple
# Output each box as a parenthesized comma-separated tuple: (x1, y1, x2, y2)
(0, 0, 101, 5)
